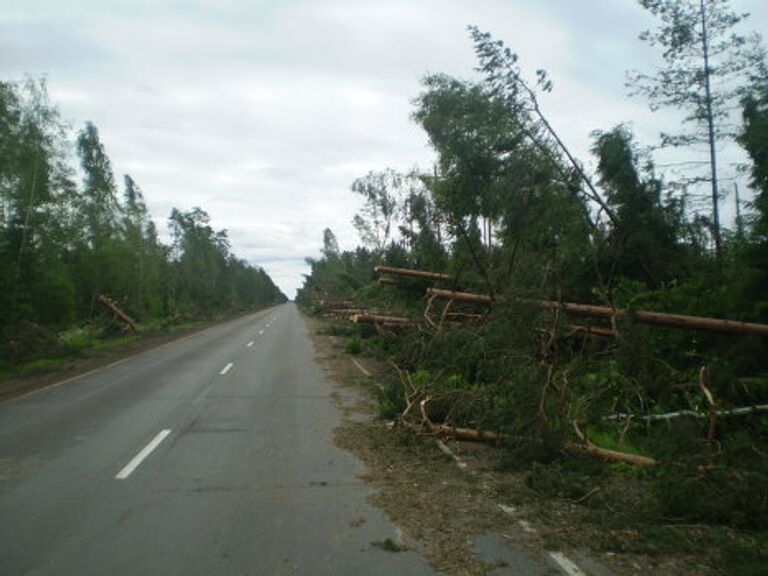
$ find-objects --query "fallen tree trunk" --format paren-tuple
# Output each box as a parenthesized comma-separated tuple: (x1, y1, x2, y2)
(539, 300, 768, 337)
(97, 294, 139, 332)
(425, 288, 768, 337)
(351, 313, 412, 326)
(328, 308, 368, 316)
(431, 424, 502, 442)
(424, 421, 656, 465)
(374, 265, 452, 282)
(377, 278, 399, 286)
(606, 404, 768, 423)
(426, 288, 493, 304)
(564, 441, 657, 466)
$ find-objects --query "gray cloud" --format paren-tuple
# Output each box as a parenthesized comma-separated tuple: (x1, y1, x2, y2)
(2, 0, 765, 297)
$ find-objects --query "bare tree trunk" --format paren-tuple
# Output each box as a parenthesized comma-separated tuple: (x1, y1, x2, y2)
(700, 0, 723, 268)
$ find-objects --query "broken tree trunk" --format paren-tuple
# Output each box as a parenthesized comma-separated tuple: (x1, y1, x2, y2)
(97, 294, 139, 332)
(422, 420, 656, 465)
(377, 277, 399, 286)
(351, 313, 411, 326)
(605, 404, 768, 423)
(425, 288, 493, 304)
(374, 265, 452, 282)
(328, 308, 368, 316)
(425, 288, 768, 337)
(563, 441, 657, 466)
(431, 424, 502, 442)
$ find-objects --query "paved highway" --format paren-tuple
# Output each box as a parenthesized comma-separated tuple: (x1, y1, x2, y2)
(0, 304, 438, 575)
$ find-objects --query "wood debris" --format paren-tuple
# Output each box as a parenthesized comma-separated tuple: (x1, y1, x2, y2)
(97, 294, 139, 332)
(425, 288, 768, 336)
(374, 265, 452, 282)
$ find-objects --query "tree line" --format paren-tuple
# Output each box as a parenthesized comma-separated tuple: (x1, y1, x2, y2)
(1, 79, 286, 363)
(298, 0, 768, 560)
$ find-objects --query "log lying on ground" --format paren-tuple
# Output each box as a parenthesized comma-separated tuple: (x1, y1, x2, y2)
(374, 265, 452, 282)
(425, 288, 768, 337)
(431, 424, 502, 442)
(351, 313, 412, 326)
(97, 294, 139, 332)
(424, 421, 656, 465)
(606, 404, 768, 423)
(378, 277, 399, 286)
(564, 441, 657, 466)
(328, 308, 368, 316)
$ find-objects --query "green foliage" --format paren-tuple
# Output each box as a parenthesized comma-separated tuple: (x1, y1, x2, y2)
(345, 335, 362, 355)
(591, 125, 684, 286)
(628, 0, 766, 258)
(527, 457, 605, 501)
(0, 79, 286, 365)
(374, 377, 406, 420)
(296, 23, 768, 547)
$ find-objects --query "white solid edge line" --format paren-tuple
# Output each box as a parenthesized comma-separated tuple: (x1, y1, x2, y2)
(246, 340, 254, 348)
(115, 429, 171, 480)
(220, 362, 233, 375)
(548, 551, 588, 576)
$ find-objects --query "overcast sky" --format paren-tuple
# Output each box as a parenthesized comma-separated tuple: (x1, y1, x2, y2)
(2, 0, 766, 298)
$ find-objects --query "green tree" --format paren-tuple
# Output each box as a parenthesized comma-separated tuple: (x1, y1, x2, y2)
(351, 169, 401, 254)
(736, 86, 768, 319)
(0, 79, 77, 330)
(77, 122, 120, 248)
(628, 0, 765, 264)
(591, 125, 684, 286)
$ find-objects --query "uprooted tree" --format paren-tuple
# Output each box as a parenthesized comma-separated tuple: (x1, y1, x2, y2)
(297, 21, 768, 545)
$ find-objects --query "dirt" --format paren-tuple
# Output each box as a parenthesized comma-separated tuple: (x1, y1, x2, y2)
(307, 315, 715, 576)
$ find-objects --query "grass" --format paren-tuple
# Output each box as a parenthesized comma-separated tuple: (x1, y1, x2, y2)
(0, 356, 72, 383)
(89, 334, 142, 351)
(0, 308, 256, 384)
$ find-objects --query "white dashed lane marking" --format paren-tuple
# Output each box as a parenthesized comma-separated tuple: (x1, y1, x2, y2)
(220, 362, 233, 375)
(115, 429, 171, 480)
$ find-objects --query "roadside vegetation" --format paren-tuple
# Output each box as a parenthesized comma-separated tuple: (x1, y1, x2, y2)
(0, 80, 286, 378)
(299, 4, 768, 573)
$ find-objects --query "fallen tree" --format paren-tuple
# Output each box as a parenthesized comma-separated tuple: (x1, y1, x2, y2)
(374, 265, 452, 282)
(416, 399, 657, 466)
(425, 288, 768, 337)
(351, 313, 412, 326)
(327, 308, 369, 317)
(606, 404, 768, 423)
(97, 294, 139, 332)
(377, 278, 399, 286)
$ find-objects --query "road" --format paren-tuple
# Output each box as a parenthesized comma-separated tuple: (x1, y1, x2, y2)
(0, 304, 438, 575)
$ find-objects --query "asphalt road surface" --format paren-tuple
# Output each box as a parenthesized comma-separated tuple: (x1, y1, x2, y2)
(0, 304, 444, 575)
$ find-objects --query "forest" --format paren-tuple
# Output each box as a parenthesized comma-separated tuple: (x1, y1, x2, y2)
(0, 79, 286, 371)
(298, 3, 768, 571)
